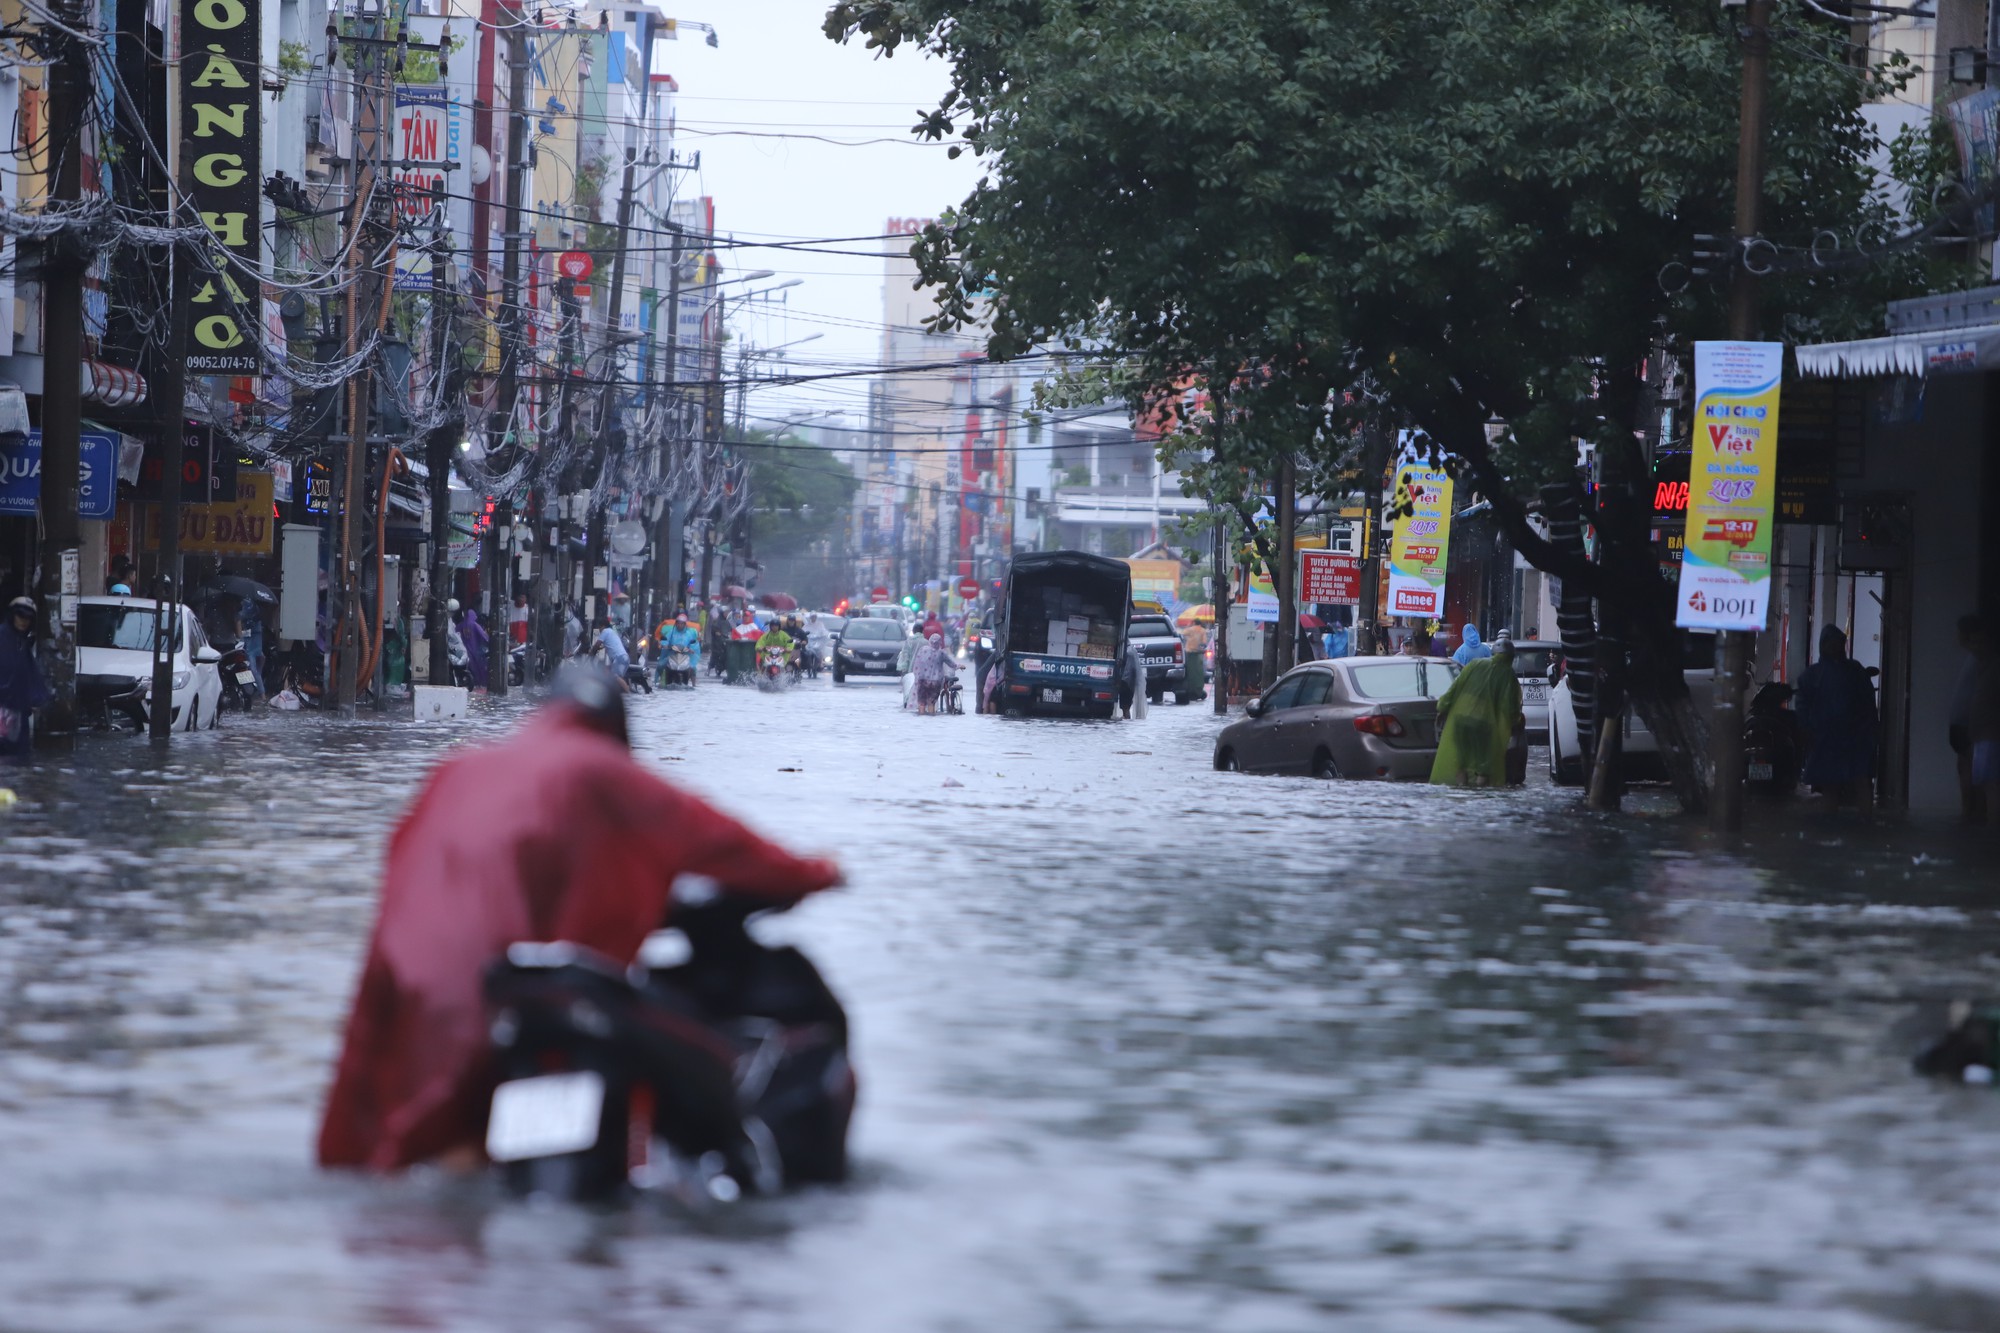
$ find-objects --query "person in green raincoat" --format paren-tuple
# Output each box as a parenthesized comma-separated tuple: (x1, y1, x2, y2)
(1430, 633, 1522, 787)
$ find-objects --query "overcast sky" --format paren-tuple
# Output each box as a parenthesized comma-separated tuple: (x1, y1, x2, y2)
(655, 0, 982, 434)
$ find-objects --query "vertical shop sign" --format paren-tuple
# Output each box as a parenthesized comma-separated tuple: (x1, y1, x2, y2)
(1385, 432, 1454, 618)
(1676, 342, 1783, 630)
(181, 0, 261, 374)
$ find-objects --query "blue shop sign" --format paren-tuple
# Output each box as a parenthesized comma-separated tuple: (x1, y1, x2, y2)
(0, 430, 120, 519)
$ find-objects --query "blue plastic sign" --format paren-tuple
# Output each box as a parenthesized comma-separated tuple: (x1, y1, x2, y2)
(0, 431, 119, 519)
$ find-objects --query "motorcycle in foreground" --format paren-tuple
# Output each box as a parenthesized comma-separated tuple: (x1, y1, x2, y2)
(482, 889, 854, 1203)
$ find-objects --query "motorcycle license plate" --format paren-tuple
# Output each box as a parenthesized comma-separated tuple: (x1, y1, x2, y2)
(485, 1071, 605, 1162)
(1748, 762, 1774, 781)
(1042, 688, 1063, 704)
(233, 670, 256, 685)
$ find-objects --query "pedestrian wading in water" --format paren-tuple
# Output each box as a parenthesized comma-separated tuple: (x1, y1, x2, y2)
(1431, 633, 1521, 788)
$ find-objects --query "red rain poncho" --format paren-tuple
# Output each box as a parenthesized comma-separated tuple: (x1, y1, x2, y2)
(317, 707, 840, 1171)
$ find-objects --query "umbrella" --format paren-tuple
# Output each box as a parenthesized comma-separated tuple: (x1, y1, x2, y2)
(758, 592, 799, 611)
(722, 584, 751, 599)
(1175, 603, 1214, 627)
(200, 574, 276, 605)
(1298, 611, 1325, 631)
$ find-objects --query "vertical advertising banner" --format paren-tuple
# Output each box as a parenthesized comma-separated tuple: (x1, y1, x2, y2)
(181, 0, 261, 374)
(1676, 342, 1783, 630)
(1386, 433, 1454, 618)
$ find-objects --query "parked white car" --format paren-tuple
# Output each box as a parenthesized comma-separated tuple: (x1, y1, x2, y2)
(1506, 640, 1561, 743)
(1547, 632, 1716, 785)
(74, 596, 224, 732)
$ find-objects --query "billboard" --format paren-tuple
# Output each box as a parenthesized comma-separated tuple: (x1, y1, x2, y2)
(1676, 342, 1782, 631)
(181, 0, 261, 374)
(392, 86, 458, 290)
(1385, 433, 1454, 619)
(0, 431, 119, 519)
(1299, 549, 1360, 606)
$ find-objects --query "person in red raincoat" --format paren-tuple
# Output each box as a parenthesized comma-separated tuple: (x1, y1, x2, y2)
(317, 668, 840, 1172)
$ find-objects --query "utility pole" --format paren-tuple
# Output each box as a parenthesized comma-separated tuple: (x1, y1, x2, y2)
(1711, 0, 1772, 832)
(1210, 367, 1230, 715)
(485, 6, 531, 691)
(1275, 454, 1297, 675)
(652, 221, 686, 618)
(149, 155, 192, 744)
(426, 207, 457, 687)
(336, 5, 392, 714)
(37, 0, 89, 734)
(1355, 426, 1389, 657)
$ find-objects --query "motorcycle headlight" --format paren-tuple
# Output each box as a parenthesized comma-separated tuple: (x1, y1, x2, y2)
(172, 670, 190, 690)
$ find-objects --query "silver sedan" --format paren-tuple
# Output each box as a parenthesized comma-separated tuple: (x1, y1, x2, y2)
(1214, 657, 1461, 780)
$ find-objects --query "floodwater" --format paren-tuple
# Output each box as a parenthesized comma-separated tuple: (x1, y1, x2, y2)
(2, 670, 1999, 1331)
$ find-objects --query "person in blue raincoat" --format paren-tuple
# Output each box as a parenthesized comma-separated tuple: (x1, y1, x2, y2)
(0, 596, 52, 758)
(1452, 623, 1492, 665)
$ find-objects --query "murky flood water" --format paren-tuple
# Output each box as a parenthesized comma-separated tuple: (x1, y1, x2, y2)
(3, 672, 1999, 1331)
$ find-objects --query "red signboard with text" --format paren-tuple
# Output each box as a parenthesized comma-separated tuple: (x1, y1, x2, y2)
(1299, 550, 1360, 606)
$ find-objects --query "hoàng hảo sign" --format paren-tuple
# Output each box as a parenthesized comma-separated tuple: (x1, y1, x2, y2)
(181, 0, 261, 375)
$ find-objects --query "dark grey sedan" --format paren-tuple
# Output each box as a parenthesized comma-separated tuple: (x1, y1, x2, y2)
(1214, 657, 1460, 780)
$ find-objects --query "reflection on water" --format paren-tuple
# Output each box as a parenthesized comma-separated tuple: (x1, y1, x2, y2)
(2, 686, 1999, 1330)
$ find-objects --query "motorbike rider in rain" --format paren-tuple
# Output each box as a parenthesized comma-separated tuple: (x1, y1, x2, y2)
(656, 610, 702, 687)
(316, 665, 841, 1173)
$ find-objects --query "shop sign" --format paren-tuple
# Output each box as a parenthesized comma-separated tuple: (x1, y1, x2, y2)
(305, 459, 332, 514)
(1676, 341, 1782, 630)
(181, 0, 262, 374)
(557, 250, 594, 281)
(1386, 432, 1454, 619)
(1299, 549, 1360, 606)
(0, 431, 119, 519)
(142, 471, 274, 555)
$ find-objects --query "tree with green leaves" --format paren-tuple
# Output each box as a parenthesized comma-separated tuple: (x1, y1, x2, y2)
(827, 0, 1937, 812)
(733, 427, 860, 610)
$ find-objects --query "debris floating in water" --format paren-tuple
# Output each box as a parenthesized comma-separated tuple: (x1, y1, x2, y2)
(942, 777, 964, 788)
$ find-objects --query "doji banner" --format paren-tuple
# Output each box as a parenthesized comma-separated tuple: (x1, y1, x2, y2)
(1386, 432, 1454, 618)
(1676, 342, 1782, 631)
(181, 0, 262, 374)
(143, 472, 274, 556)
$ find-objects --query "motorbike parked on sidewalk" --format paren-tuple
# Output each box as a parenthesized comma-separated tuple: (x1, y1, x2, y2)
(216, 638, 258, 711)
(481, 888, 853, 1204)
(1743, 680, 1801, 795)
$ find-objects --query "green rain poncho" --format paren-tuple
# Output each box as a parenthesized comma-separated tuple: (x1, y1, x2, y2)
(1430, 644, 1522, 787)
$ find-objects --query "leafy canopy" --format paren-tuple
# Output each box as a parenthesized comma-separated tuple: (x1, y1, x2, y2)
(828, 0, 1918, 509)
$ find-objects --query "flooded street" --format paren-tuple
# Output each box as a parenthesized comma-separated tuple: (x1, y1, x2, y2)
(4, 676, 2000, 1331)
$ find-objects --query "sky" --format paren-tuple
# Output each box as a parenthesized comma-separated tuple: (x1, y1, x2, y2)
(651, 0, 983, 436)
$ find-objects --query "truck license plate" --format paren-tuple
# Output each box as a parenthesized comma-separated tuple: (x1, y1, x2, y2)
(486, 1071, 605, 1162)
(1042, 688, 1062, 704)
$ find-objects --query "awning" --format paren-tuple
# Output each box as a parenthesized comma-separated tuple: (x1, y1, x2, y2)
(1794, 323, 2000, 379)
(81, 360, 147, 407)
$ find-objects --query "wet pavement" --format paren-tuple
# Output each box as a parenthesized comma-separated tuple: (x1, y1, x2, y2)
(3, 670, 2000, 1331)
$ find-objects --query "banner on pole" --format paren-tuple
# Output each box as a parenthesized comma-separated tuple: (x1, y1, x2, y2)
(181, 0, 262, 374)
(1676, 341, 1783, 630)
(1386, 433, 1453, 618)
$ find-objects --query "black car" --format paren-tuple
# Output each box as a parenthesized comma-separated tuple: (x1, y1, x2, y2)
(832, 618, 907, 682)
(1126, 612, 1189, 704)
